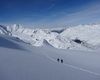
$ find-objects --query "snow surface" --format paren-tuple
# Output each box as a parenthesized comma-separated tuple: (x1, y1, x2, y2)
(0, 34, 100, 80)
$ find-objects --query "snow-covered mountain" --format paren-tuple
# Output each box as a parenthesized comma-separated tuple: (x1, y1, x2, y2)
(0, 23, 100, 51)
(0, 24, 100, 80)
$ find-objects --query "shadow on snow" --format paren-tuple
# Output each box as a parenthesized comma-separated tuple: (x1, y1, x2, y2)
(0, 36, 26, 51)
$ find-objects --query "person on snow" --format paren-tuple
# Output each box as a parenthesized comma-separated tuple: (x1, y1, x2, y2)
(57, 58, 59, 62)
(61, 59, 63, 63)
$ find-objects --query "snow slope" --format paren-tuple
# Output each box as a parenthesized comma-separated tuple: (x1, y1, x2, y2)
(0, 34, 100, 80)
(60, 24, 100, 50)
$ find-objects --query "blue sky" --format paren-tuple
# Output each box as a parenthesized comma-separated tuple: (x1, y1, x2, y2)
(0, 0, 100, 28)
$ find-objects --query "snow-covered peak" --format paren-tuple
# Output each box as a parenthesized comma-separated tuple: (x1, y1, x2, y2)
(0, 25, 11, 35)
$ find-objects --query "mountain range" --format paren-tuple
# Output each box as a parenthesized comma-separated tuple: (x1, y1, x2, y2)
(0, 23, 100, 51)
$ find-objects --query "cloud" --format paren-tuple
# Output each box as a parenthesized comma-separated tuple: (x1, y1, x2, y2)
(49, 2, 100, 26)
(22, 2, 100, 28)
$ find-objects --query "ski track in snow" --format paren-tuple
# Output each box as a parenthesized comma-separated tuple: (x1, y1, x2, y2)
(42, 51, 100, 76)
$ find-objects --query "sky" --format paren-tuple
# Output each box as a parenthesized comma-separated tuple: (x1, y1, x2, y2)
(0, 0, 100, 28)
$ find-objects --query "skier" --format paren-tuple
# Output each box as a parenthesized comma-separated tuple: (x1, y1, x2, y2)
(61, 59, 63, 63)
(57, 58, 59, 62)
